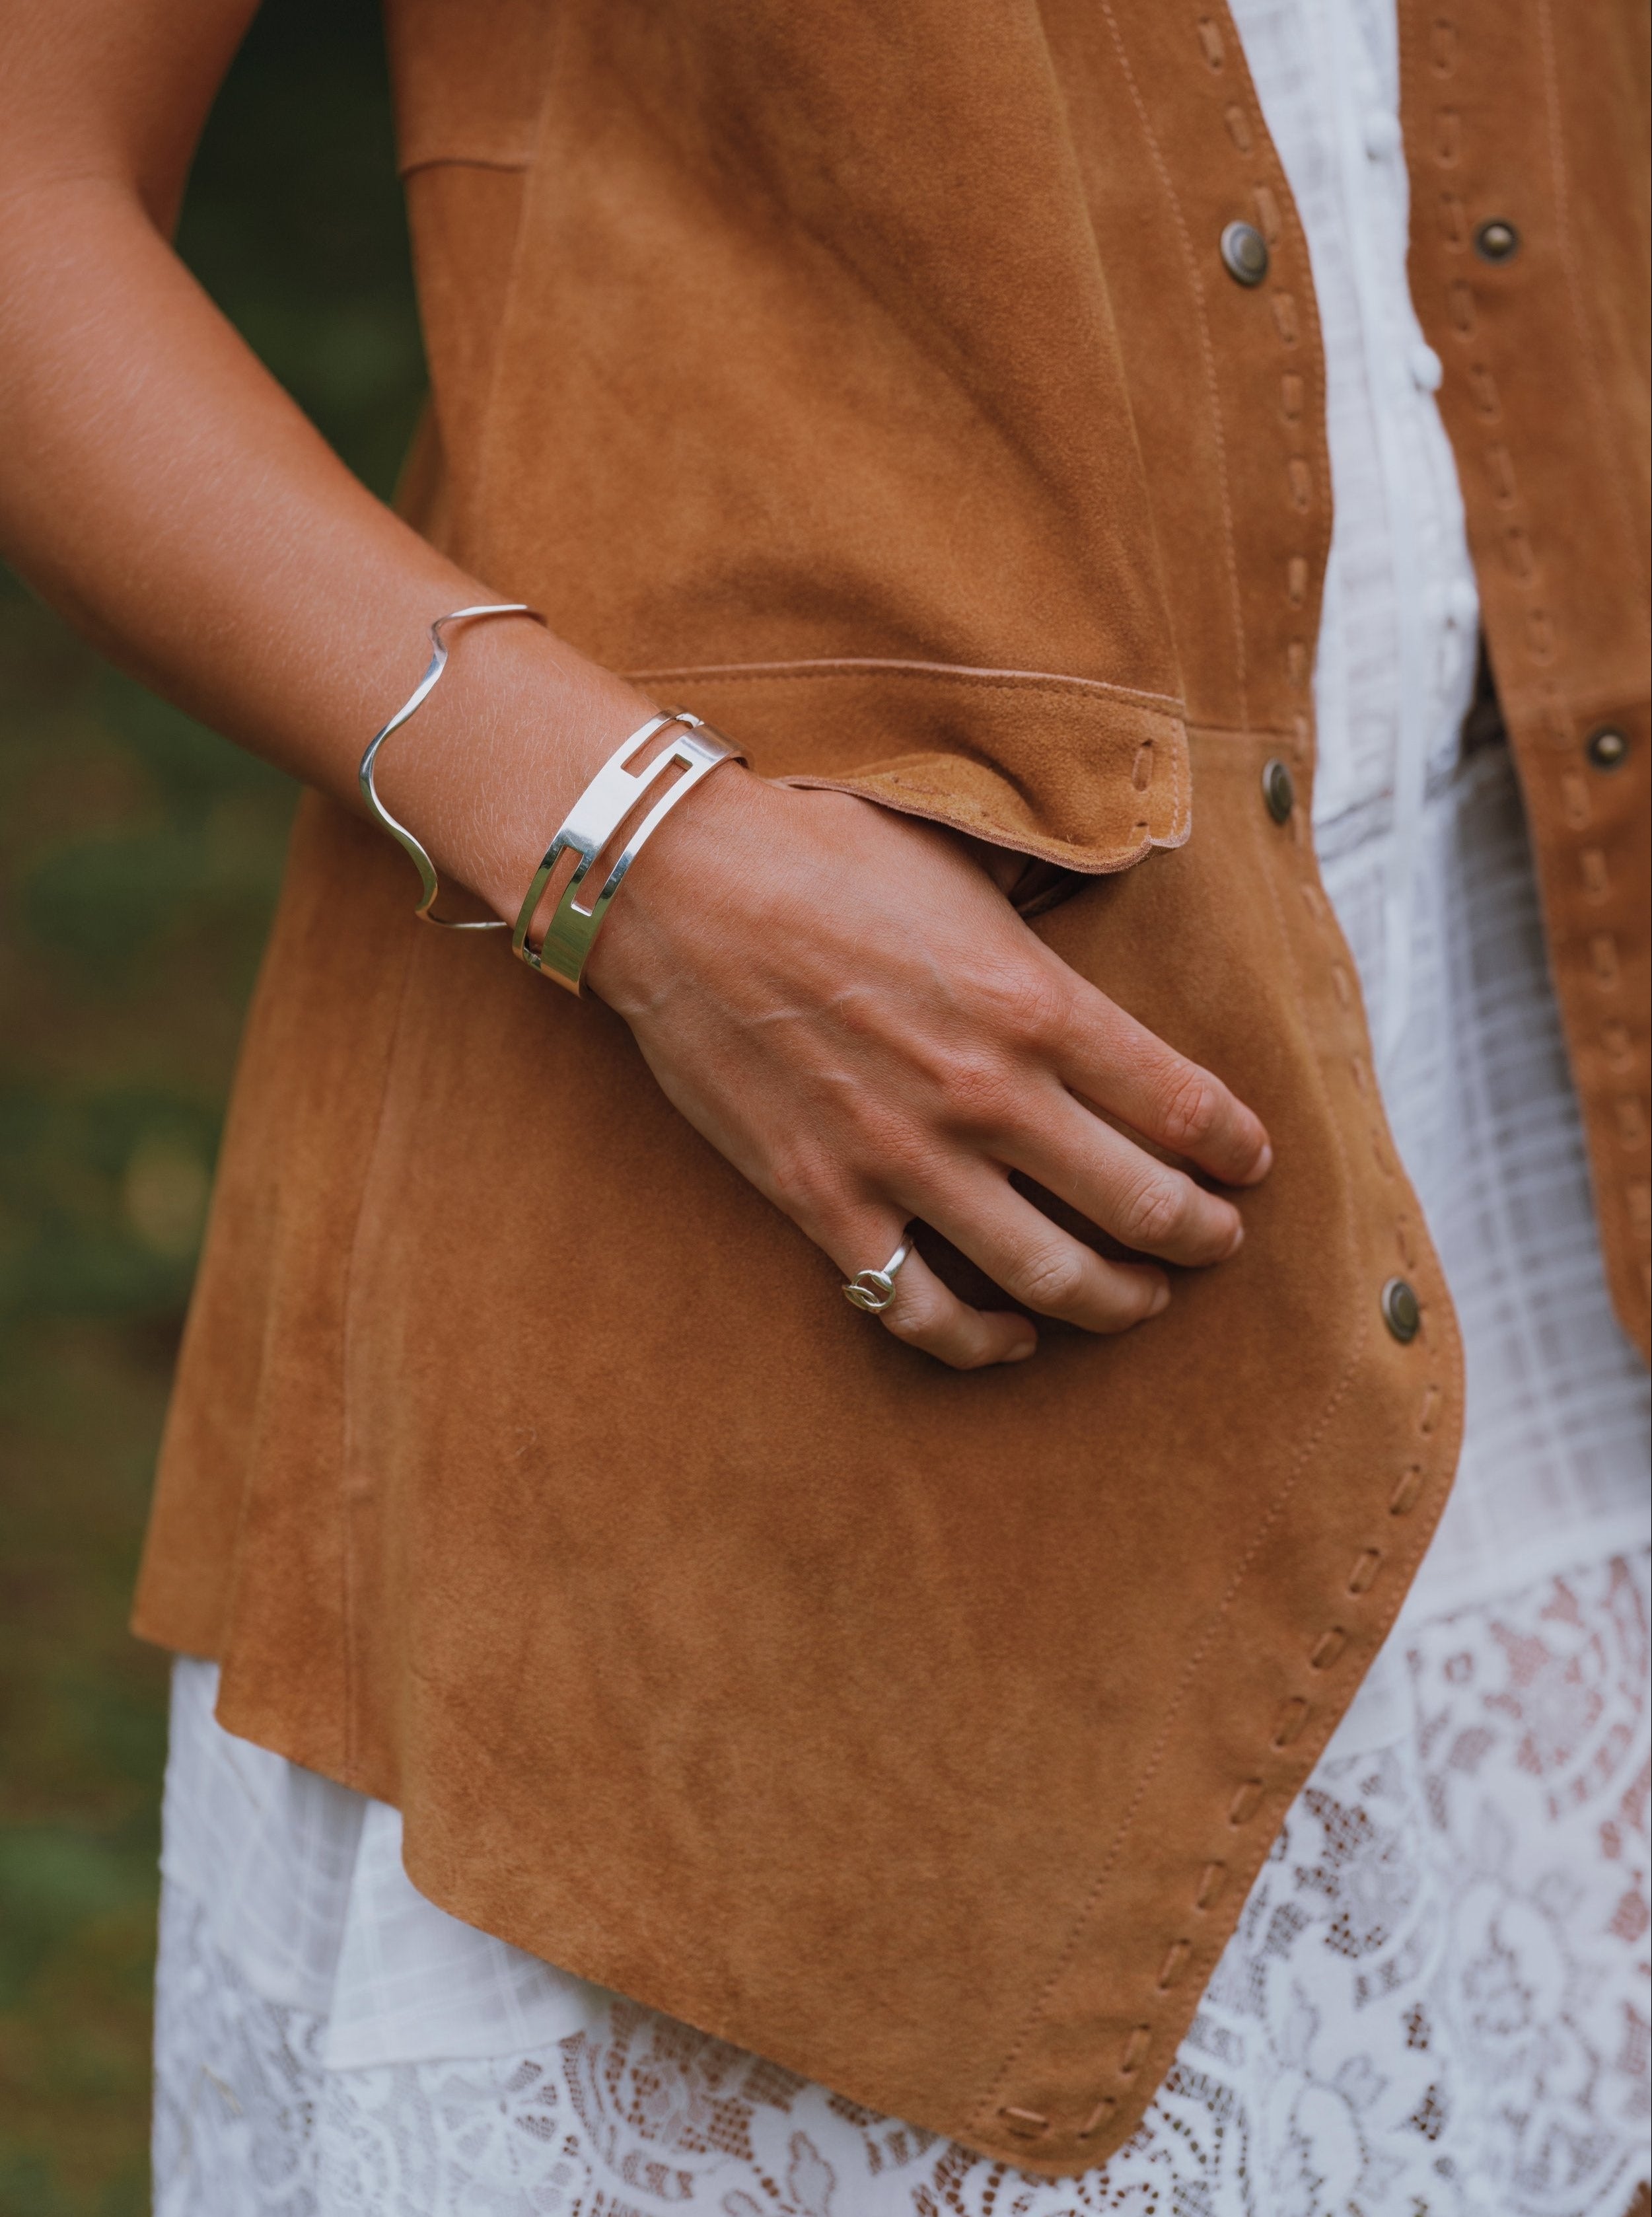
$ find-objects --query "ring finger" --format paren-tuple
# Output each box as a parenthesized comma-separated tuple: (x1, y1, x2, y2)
(828, 1218, 1038, 1369)
(919, 1170, 1172, 1334)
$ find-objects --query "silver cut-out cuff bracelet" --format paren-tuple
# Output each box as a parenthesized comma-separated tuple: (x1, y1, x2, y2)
(511, 707, 743, 994)
(359, 604, 745, 995)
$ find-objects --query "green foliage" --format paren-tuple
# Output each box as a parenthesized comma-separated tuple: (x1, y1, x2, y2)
(174, 0, 425, 501)
(0, 2, 427, 2206)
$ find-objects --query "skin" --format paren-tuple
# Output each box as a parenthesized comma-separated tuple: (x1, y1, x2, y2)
(0, 0, 1272, 1370)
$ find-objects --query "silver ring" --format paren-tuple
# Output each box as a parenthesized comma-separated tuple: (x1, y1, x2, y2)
(842, 1237, 912, 1314)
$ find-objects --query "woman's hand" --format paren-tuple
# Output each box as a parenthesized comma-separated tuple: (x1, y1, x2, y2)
(0, 0, 1267, 1370)
(583, 770, 1272, 1369)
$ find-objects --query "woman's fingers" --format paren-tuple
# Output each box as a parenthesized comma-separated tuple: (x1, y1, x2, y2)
(1057, 972, 1273, 1188)
(822, 1161, 1181, 1367)
(826, 1216, 1038, 1368)
(876, 1247, 1040, 1369)
(920, 1174, 1172, 1335)
(1009, 1084, 1246, 1267)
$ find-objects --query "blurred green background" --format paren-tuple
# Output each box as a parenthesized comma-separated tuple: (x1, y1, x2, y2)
(0, 5, 424, 2208)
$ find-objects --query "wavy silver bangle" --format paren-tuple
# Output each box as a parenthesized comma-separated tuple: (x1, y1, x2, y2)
(513, 709, 745, 994)
(359, 602, 548, 928)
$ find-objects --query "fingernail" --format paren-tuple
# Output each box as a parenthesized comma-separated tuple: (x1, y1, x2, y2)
(1225, 1219, 1245, 1257)
(1147, 1282, 1171, 1316)
(1004, 1337, 1037, 1363)
(1250, 1141, 1274, 1181)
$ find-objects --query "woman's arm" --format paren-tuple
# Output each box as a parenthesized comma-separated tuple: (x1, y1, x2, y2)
(0, 0, 1271, 1370)
(0, 0, 653, 912)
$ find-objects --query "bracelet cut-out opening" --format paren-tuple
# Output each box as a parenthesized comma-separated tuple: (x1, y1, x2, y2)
(516, 727, 699, 956)
(511, 706, 744, 990)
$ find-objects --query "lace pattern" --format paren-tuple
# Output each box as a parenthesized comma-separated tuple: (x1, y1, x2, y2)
(154, 1550, 1651, 2217)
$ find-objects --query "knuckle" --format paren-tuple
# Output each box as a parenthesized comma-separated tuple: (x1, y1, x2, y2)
(882, 1286, 942, 1346)
(1157, 1066, 1223, 1154)
(1117, 1173, 1190, 1249)
(1098, 1283, 1157, 1333)
(832, 1098, 936, 1194)
(766, 1144, 842, 1226)
(1013, 1243, 1088, 1315)
(864, 1116, 942, 1194)
(939, 1048, 1021, 1134)
(979, 960, 1067, 1052)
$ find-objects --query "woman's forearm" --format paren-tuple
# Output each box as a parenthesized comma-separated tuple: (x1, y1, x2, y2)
(0, 166, 653, 924)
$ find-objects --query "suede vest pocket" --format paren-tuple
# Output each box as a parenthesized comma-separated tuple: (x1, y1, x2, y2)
(622, 657, 1192, 875)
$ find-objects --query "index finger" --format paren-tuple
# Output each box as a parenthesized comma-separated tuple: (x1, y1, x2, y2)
(1059, 982, 1273, 1188)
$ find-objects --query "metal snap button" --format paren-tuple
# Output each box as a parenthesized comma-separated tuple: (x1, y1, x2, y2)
(1381, 1277, 1421, 1343)
(1474, 218, 1520, 262)
(1220, 221, 1270, 287)
(1587, 725, 1629, 771)
(1261, 757, 1296, 824)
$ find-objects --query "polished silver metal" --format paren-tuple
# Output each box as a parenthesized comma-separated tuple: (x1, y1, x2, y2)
(842, 1237, 914, 1315)
(512, 709, 744, 994)
(359, 603, 548, 927)
(1587, 725, 1629, 771)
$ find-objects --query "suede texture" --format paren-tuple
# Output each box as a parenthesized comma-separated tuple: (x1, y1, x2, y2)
(1398, 0, 1651, 1356)
(131, 0, 1646, 2173)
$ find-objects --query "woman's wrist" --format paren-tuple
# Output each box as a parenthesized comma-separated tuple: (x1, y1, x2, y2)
(579, 759, 783, 1011)
(583, 773, 1026, 1014)
(364, 608, 664, 934)
(365, 608, 1031, 1007)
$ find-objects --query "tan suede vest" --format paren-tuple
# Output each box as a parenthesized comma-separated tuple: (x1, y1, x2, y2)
(133, 0, 1648, 2172)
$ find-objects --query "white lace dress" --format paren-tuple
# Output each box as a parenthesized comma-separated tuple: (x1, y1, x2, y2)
(151, 2, 1651, 2211)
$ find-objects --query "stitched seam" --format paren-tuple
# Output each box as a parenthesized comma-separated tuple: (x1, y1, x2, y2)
(1264, 87, 1334, 750)
(626, 658, 1186, 717)
(1170, 707, 1191, 828)
(976, 789, 1460, 2150)
(1133, 1265, 1456, 2125)
(978, 9, 1431, 2130)
(1186, 719, 1316, 743)
(873, 771, 1147, 818)
(638, 664, 1305, 746)
(974, 735, 1369, 2138)
(972, 1340, 1367, 2138)
(639, 659, 1194, 855)
(1497, 679, 1652, 728)
(1096, 0, 1250, 733)
(779, 778, 1181, 872)
(1535, 0, 1649, 613)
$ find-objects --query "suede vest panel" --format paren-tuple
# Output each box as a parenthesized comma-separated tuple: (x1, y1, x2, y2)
(133, 0, 1645, 2172)
(1398, 0, 1651, 1358)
